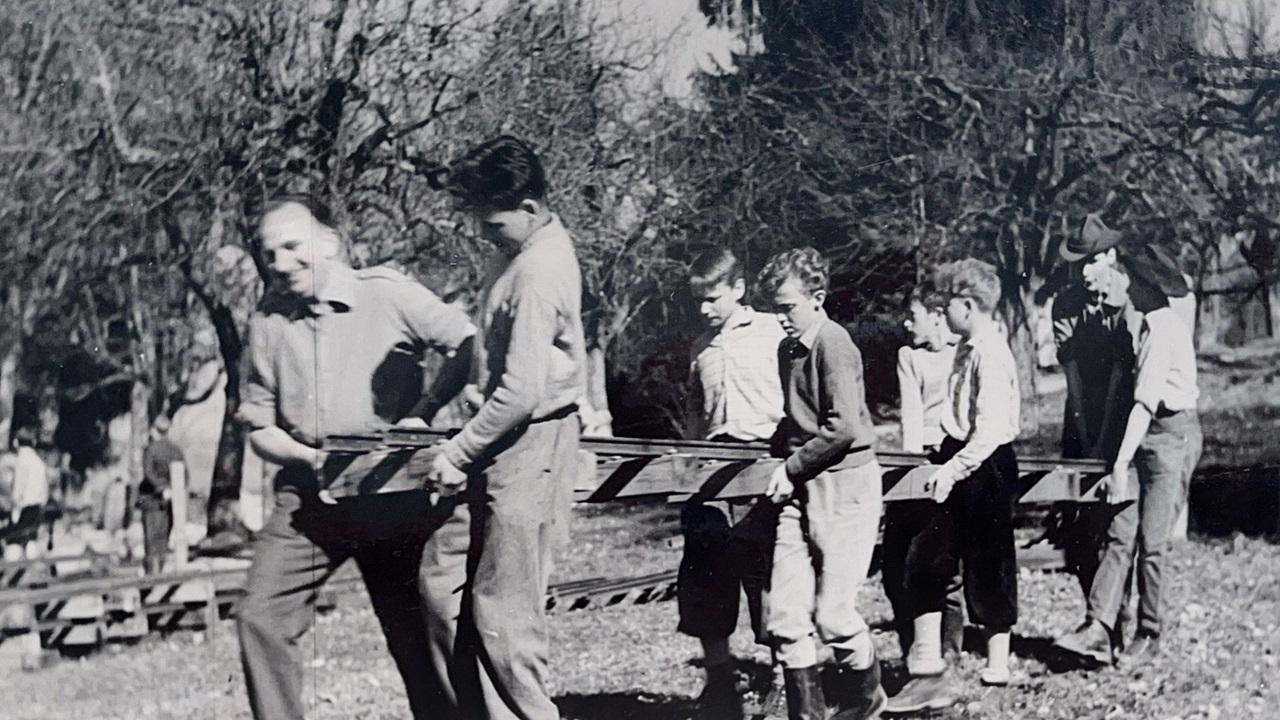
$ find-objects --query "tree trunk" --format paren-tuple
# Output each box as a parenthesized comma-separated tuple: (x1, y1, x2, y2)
(207, 408, 246, 537)
(128, 381, 149, 491)
(582, 345, 614, 437)
(0, 344, 19, 446)
(204, 302, 247, 538)
(1008, 288, 1043, 443)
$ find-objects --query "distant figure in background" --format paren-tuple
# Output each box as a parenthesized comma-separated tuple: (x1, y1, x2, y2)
(140, 415, 184, 574)
(6, 426, 50, 560)
(679, 247, 786, 720)
(884, 281, 966, 667)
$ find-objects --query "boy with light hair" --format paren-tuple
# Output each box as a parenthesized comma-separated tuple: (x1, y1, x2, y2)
(756, 246, 886, 720)
(887, 259, 1021, 713)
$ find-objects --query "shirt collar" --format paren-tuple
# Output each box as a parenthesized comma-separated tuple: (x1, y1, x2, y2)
(518, 213, 566, 254)
(964, 321, 1002, 349)
(312, 263, 357, 312)
(796, 310, 829, 350)
(722, 305, 758, 332)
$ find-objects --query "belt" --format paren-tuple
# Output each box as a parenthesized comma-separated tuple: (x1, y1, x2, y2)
(530, 404, 579, 425)
(1154, 404, 1193, 420)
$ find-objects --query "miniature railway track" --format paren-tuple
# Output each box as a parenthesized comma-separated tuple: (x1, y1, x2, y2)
(1, 432, 1095, 655)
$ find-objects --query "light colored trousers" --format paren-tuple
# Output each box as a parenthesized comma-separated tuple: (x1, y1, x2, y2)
(766, 461, 883, 669)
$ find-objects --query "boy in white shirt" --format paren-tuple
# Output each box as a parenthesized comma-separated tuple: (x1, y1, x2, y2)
(883, 282, 965, 670)
(887, 260, 1021, 714)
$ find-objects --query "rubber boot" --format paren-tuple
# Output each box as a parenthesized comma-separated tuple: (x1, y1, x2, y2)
(828, 659, 887, 720)
(783, 667, 828, 720)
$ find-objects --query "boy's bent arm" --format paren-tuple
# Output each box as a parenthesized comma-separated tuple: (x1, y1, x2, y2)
(784, 334, 872, 484)
(443, 287, 559, 468)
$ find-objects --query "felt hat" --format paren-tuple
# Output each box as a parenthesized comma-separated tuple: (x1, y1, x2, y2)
(1061, 213, 1125, 262)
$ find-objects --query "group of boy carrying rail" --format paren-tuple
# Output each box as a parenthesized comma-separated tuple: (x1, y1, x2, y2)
(231, 134, 1202, 720)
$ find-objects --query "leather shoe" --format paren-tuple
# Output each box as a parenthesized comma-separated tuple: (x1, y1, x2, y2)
(753, 680, 788, 720)
(1117, 634, 1160, 668)
(883, 672, 956, 715)
(1053, 620, 1113, 668)
(698, 664, 744, 720)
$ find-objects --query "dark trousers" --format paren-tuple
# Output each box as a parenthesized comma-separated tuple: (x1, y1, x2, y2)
(420, 414, 579, 720)
(677, 498, 778, 643)
(881, 500, 965, 653)
(236, 477, 448, 720)
(139, 497, 171, 575)
(903, 439, 1019, 630)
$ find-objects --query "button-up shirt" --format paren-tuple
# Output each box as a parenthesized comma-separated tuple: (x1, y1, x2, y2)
(692, 306, 786, 441)
(238, 264, 476, 446)
(442, 215, 588, 468)
(935, 324, 1022, 484)
(1133, 307, 1199, 415)
(773, 312, 878, 483)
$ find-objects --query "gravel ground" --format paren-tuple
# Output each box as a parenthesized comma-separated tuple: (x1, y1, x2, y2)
(4, 516, 1276, 720)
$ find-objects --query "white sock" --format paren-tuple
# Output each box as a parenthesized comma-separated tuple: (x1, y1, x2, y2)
(908, 612, 946, 676)
(983, 630, 1011, 682)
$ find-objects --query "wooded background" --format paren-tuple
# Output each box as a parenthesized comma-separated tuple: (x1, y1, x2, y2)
(1, 0, 1277, 535)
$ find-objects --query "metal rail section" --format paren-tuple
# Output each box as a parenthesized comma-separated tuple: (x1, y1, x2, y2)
(0, 431, 1101, 652)
(322, 429, 1108, 504)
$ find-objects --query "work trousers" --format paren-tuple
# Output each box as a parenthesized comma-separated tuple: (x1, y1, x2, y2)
(902, 440, 1019, 631)
(420, 413, 579, 720)
(676, 498, 778, 643)
(766, 462, 883, 669)
(236, 475, 448, 720)
(1088, 410, 1202, 638)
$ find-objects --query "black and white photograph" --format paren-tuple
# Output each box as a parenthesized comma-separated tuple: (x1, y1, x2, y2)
(1, 1, 1278, 718)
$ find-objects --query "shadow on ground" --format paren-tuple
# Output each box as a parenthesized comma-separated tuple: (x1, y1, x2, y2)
(1190, 465, 1279, 540)
(557, 659, 778, 720)
(556, 693, 702, 720)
